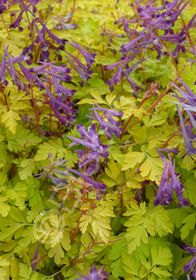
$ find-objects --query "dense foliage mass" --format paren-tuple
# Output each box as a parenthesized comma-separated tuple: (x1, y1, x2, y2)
(0, 0, 196, 279)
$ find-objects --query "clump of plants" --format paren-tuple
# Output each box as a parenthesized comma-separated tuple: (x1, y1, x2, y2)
(0, 0, 196, 279)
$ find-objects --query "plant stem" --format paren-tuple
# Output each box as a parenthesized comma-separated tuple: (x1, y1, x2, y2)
(120, 93, 150, 138)
(1, 14, 11, 40)
(30, 83, 40, 137)
(180, 17, 195, 51)
(121, 65, 186, 135)
(72, 0, 77, 13)
(161, 119, 189, 148)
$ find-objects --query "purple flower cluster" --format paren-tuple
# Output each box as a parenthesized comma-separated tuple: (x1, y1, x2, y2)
(88, 104, 123, 140)
(75, 265, 109, 280)
(0, 0, 7, 14)
(65, 105, 124, 197)
(103, 0, 195, 93)
(0, 47, 78, 129)
(67, 123, 109, 168)
(172, 78, 196, 155)
(154, 151, 190, 207)
(38, 153, 107, 199)
(180, 244, 196, 279)
(52, 13, 77, 31)
(119, 0, 194, 60)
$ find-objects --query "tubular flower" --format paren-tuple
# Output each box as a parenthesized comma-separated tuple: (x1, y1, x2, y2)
(172, 79, 196, 155)
(180, 244, 196, 279)
(0, 0, 7, 14)
(88, 104, 123, 140)
(67, 124, 109, 168)
(75, 265, 109, 280)
(67, 39, 96, 68)
(65, 167, 107, 195)
(154, 152, 190, 207)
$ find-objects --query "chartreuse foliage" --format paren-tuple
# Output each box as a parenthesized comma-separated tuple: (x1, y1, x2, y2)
(0, 0, 196, 279)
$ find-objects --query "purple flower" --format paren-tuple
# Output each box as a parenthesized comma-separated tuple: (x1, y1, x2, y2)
(180, 244, 196, 279)
(37, 18, 68, 48)
(154, 152, 190, 207)
(52, 16, 77, 30)
(172, 78, 196, 106)
(180, 244, 196, 255)
(66, 167, 106, 194)
(88, 104, 123, 140)
(67, 124, 109, 167)
(31, 245, 39, 271)
(68, 39, 97, 68)
(75, 265, 109, 280)
(154, 156, 173, 206)
(0, 0, 7, 14)
(6, 51, 23, 90)
(0, 46, 8, 82)
(10, 6, 30, 29)
(176, 106, 196, 155)
(64, 50, 94, 82)
(18, 62, 36, 82)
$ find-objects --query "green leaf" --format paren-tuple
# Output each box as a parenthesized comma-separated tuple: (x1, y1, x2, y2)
(125, 224, 149, 255)
(80, 215, 92, 234)
(151, 246, 173, 266)
(34, 138, 66, 161)
(61, 232, 71, 251)
(0, 196, 10, 217)
(146, 206, 174, 237)
(19, 159, 35, 180)
(6, 182, 27, 210)
(48, 243, 64, 265)
(180, 213, 196, 240)
(122, 151, 145, 170)
(125, 204, 173, 254)
(1, 110, 20, 134)
(150, 266, 172, 277)
(140, 155, 163, 181)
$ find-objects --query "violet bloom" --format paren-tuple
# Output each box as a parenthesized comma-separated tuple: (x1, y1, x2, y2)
(88, 104, 123, 140)
(0, 46, 8, 83)
(68, 39, 97, 68)
(103, 51, 146, 93)
(0, 0, 7, 14)
(66, 167, 107, 195)
(154, 156, 173, 206)
(31, 245, 39, 271)
(75, 265, 109, 280)
(180, 244, 196, 279)
(176, 106, 196, 155)
(67, 124, 109, 168)
(171, 80, 196, 155)
(154, 153, 190, 207)
(52, 16, 77, 30)
(10, 5, 30, 29)
(64, 50, 94, 83)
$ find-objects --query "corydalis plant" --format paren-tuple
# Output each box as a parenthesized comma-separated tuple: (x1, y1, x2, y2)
(103, 0, 195, 93)
(0, 0, 7, 14)
(88, 104, 123, 140)
(67, 123, 109, 168)
(180, 244, 196, 279)
(38, 153, 107, 199)
(75, 265, 109, 280)
(171, 78, 196, 155)
(154, 150, 190, 207)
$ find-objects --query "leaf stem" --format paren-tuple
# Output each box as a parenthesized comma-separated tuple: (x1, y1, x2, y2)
(30, 83, 40, 137)
(121, 65, 186, 135)
(1, 14, 11, 40)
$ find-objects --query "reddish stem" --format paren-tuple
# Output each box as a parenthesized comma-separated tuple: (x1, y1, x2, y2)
(121, 65, 186, 134)
(1, 14, 11, 40)
(30, 83, 40, 137)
